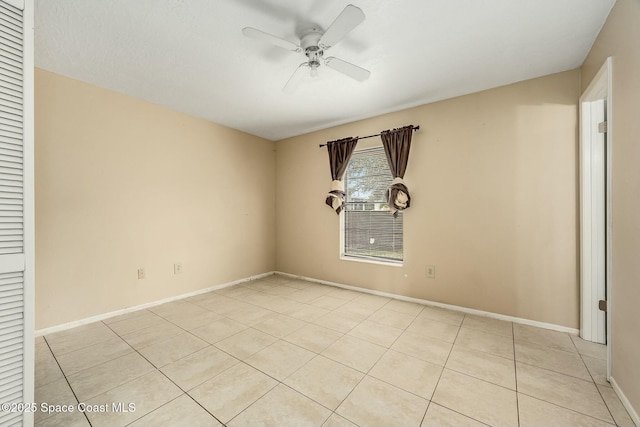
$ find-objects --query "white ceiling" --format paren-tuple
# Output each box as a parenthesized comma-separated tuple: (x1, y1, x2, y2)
(35, 0, 615, 141)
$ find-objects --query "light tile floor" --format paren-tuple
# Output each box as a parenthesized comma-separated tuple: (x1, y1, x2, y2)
(34, 274, 636, 427)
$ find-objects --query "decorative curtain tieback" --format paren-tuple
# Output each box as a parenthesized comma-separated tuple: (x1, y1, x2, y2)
(326, 179, 346, 213)
(388, 177, 410, 216)
(324, 136, 358, 215)
(380, 125, 414, 217)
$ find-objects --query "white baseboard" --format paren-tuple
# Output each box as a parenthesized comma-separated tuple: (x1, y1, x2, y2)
(276, 271, 579, 334)
(34, 268, 636, 423)
(35, 271, 275, 337)
(610, 377, 640, 427)
(36, 269, 580, 337)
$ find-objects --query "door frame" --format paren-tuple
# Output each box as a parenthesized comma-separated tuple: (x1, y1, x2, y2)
(579, 57, 612, 378)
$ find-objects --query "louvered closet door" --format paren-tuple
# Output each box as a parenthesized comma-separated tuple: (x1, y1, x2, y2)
(0, 0, 33, 425)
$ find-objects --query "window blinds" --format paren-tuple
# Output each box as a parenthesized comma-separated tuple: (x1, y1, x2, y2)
(344, 147, 403, 262)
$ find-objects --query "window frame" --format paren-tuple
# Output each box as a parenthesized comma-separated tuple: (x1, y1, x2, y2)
(339, 146, 403, 267)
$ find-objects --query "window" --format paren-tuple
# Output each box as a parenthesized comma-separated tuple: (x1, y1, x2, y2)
(342, 147, 403, 263)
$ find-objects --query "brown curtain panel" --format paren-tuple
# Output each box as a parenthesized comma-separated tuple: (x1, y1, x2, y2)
(325, 137, 358, 214)
(380, 125, 413, 216)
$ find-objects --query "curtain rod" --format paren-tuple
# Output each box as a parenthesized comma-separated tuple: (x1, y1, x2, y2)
(318, 125, 420, 148)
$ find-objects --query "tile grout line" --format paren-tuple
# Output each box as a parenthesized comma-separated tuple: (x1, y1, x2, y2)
(367, 317, 518, 396)
(222, 379, 280, 426)
(178, 314, 351, 422)
(515, 359, 604, 383)
(42, 336, 93, 427)
(419, 400, 432, 427)
(424, 312, 495, 427)
(570, 335, 620, 426)
(101, 321, 228, 425)
(44, 324, 122, 359)
(405, 309, 451, 426)
(46, 282, 422, 418)
(296, 298, 405, 426)
(359, 302, 472, 413)
(148, 285, 358, 409)
(184, 393, 227, 427)
(57, 306, 224, 384)
(352, 310, 437, 427)
(325, 366, 367, 426)
(108, 318, 238, 426)
(515, 333, 619, 425)
(101, 321, 179, 425)
(40, 277, 610, 427)
(516, 390, 621, 425)
(42, 279, 370, 426)
(137, 294, 314, 369)
(142, 326, 247, 426)
(211, 278, 337, 424)
(217, 346, 350, 424)
(272, 382, 336, 426)
(429, 312, 461, 408)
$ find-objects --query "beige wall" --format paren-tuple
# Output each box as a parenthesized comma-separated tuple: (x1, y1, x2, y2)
(37, 68, 583, 331)
(35, 69, 275, 329)
(581, 0, 640, 416)
(276, 70, 580, 328)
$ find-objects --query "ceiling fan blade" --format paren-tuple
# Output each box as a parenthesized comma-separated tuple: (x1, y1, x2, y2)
(242, 27, 302, 52)
(325, 57, 370, 82)
(283, 63, 310, 94)
(318, 4, 365, 49)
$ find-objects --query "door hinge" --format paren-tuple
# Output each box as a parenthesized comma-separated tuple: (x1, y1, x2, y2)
(598, 300, 607, 312)
(598, 121, 608, 133)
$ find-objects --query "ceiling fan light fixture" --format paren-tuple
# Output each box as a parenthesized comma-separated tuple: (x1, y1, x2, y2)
(242, 4, 369, 92)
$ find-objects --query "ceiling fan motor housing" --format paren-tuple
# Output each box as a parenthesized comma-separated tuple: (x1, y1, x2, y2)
(300, 29, 323, 50)
(301, 30, 324, 69)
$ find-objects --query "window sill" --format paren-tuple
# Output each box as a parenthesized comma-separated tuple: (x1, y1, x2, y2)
(340, 255, 403, 268)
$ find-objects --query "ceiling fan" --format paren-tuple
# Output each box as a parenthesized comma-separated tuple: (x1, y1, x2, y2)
(242, 4, 371, 93)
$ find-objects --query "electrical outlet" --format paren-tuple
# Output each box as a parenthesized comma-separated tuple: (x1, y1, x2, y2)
(174, 263, 183, 274)
(426, 265, 435, 279)
(137, 268, 145, 279)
